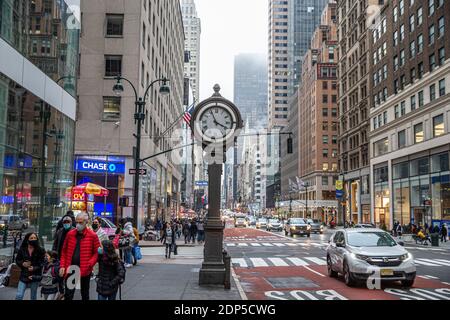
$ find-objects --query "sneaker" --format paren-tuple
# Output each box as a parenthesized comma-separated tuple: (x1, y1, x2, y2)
(125, 263, 133, 268)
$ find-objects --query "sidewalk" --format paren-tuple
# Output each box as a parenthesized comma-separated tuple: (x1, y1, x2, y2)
(0, 245, 243, 300)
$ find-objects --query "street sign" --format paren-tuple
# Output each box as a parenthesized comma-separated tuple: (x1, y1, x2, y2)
(335, 180, 344, 190)
(129, 168, 147, 175)
(336, 189, 344, 199)
(195, 181, 208, 187)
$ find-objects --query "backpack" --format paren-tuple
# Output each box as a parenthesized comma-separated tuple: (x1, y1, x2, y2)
(40, 266, 54, 287)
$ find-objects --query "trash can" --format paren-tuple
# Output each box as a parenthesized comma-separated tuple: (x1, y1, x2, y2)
(431, 233, 440, 247)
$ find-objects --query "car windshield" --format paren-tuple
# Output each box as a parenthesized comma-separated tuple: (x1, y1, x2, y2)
(347, 232, 397, 247)
(269, 219, 279, 223)
(258, 219, 267, 223)
(290, 218, 306, 224)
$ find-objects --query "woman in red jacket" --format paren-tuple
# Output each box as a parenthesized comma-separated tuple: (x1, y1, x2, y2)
(59, 212, 100, 301)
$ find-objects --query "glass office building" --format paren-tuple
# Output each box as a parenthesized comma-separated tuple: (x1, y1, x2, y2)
(0, 0, 80, 238)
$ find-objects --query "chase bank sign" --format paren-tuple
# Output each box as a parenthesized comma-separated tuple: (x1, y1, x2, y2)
(75, 159, 125, 174)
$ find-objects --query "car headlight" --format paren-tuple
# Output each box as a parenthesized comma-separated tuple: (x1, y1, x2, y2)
(351, 253, 370, 261)
(320, 225, 324, 230)
(400, 253, 412, 262)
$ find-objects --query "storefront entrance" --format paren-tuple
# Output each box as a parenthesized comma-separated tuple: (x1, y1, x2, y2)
(412, 207, 432, 227)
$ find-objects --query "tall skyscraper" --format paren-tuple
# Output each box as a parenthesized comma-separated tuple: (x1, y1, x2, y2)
(268, 0, 328, 130)
(233, 53, 268, 211)
(181, 0, 201, 104)
(337, 0, 375, 226)
(76, 0, 185, 227)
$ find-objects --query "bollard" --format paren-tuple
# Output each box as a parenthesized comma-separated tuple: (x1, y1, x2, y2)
(223, 249, 231, 290)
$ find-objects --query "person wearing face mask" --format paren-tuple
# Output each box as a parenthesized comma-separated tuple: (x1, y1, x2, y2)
(15, 233, 45, 300)
(52, 215, 75, 258)
(59, 212, 100, 300)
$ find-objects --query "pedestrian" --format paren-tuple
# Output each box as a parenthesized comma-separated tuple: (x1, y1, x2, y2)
(161, 222, 175, 259)
(96, 240, 126, 300)
(197, 220, 205, 244)
(59, 212, 100, 301)
(40, 250, 60, 300)
(183, 220, 190, 244)
(54, 211, 76, 235)
(441, 224, 448, 243)
(189, 220, 198, 244)
(119, 218, 135, 268)
(132, 220, 140, 266)
(92, 217, 109, 243)
(15, 232, 45, 300)
(396, 222, 402, 238)
(53, 215, 75, 258)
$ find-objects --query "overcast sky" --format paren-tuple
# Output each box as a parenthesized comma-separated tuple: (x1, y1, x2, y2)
(195, 0, 268, 101)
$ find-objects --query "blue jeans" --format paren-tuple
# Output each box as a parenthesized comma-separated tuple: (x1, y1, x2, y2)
(98, 292, 117, 300)
(16, 281, 39, 300)
(123, 247, 132, 264)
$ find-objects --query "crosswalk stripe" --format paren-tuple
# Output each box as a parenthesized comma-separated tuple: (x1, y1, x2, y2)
(268, 258, 289, 267)
(432, 259, 450, 266)
(298, 243, 308, 246)
(414, 259, 442, 266)
(273, 243, 286, 247)
(310, 243, 323, 247)
(251, 243, 261, 246)
(285, 243, 298, 246)
(231, 258, 248, 268)
(262, 243, 273, 247)
(226, 243, 236, 246)
(287, 257, 308, 266)
(250, 258, 269, 267)
(238, 243, 248, 247)
(304, 257, 327, 265)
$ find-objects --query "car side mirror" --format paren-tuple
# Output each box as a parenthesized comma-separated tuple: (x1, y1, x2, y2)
(398, 241, 405, 247)
(336, 241, 345, 248)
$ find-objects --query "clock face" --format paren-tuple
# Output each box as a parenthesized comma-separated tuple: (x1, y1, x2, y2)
(199, 106, 234, 140)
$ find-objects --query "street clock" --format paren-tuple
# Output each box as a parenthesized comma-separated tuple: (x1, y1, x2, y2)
(190, 84, 243, 148)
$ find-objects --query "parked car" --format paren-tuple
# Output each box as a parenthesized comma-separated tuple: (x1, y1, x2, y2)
(306, 219, 324, 234)
(235, 217, 248, 228)
(256, 218, 268, 229)
(284, 218, 311, 237)
(267, 219, 283, 232)
(326, 228, 415, 287)
(0, 215, 29, 231)
(96, 217, 118, 239)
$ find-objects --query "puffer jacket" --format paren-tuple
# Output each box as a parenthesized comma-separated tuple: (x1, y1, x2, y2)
(15, 246, 45, 284)
(96, 255, 125, 296)
(60, 228, 100, 277)
(122, 222, 136, 244)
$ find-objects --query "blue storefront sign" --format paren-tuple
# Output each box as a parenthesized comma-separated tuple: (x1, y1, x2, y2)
(336, 190, 344, 199)
(195, 181, 208, 187)
(75, 159, 125, 174)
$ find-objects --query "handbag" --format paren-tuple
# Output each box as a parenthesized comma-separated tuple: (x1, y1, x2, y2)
(134, 246, 142, 260)
(118, 236, 131, 248)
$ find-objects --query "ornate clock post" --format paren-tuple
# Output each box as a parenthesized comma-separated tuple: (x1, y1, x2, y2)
(190, 85, 243, 285)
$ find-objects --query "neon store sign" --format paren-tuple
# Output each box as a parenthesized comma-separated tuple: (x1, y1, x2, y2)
(75, 159, 125, 174)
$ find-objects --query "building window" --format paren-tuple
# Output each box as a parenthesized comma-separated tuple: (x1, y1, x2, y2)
(331, 108, 337, 117)
(411, 95, 416, 110)
(374, 138, 389, 157)
(323, 136, 329, 144)
(323, 95, 328, 103)
(414, 123, 424, 143)
(322, 176, 329, 186)
(428, 0, 435, 16)
(400, 101, 406, 116)
(103, 97, 121, 120)
(429, 53, 436, 72)
(439, 79, 446, 96)
(322, 81, 328, 90)
(430, 84, 436, 101)
(400, 50, 405, 66)
(429, 24, 435, 44)
(105, 55, 122, 77)
(398, 130, 406, 149)
(409, 14, 415, 32)
(106, 14, 124, 36)
(417, 7, 423, 25)
(417, 34, 423, 53)
(332, 135, 338, 144)
(433, 114, 444, 137)
(418, 90, 424, 107)
(395, 105, 400, 119)
(142, 23, 146, 48)
(323, 149, 329, 158)
(322, 108, 328, 117)
(409, 41, 416, 58)
(400, 24, 405, 41)
(323, 163, 329, 171)
(410, 68, 416, 83)
(438, 16, 445, 38)
(394, 6, 398, 22)
(439, 47, 445, 65)
(418, 62, 424, 79)
(393, 31, 398, 46)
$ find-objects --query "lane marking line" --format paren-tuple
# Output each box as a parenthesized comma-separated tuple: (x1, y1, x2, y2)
(251, 243, 262, 246)
(304, 257, 327, 265)
(287, 257, 308, 266)
(273, 243, 286, 247)
(268, 257, 289, 267)
(262, 243, 274, 247)
(231, 268, 248, 301)
(231, 258, 248, 268)
(414, 259, 441, 266)
(250, 258, 269, 267)
(304, 265, 326, 277)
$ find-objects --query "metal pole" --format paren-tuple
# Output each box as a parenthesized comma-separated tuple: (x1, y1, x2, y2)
(305, 184, 308, 219)
(133, 98, 145, 228)
(39, 104, 50, 239)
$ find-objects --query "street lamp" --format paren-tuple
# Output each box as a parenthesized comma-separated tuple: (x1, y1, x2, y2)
(113, 75, 170, 227)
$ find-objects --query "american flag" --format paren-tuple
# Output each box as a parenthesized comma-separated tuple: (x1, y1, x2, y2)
(183, 103, 195, 125)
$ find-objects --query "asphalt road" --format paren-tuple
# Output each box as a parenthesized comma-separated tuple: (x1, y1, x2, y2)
(225, 226, 450, 300)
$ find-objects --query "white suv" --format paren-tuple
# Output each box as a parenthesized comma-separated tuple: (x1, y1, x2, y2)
(326, 228, 416, 287)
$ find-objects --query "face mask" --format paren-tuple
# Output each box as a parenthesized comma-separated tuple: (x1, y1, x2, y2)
(76, 223, 86, 233)
(63, 223, 71, 230)
(98, 247, 103, 255)
(28, 240, 38, 247)
(92, 224, 99, 231)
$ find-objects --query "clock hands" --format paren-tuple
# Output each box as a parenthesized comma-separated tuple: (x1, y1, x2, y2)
(209, 110, 228, 130)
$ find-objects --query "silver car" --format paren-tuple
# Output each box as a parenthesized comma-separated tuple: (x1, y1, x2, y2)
(267, 219, 282, 232)
(326, 228, 416, 287)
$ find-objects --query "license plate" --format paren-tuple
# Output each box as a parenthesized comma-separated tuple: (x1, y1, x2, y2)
(381, 269, 394, 276)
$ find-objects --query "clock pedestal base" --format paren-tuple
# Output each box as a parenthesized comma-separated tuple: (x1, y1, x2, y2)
(199, 163, 227, 286)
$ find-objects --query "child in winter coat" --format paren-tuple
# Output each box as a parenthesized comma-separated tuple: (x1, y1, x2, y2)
(40, 251, 60, 300)
(96, 240, 126, 300)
